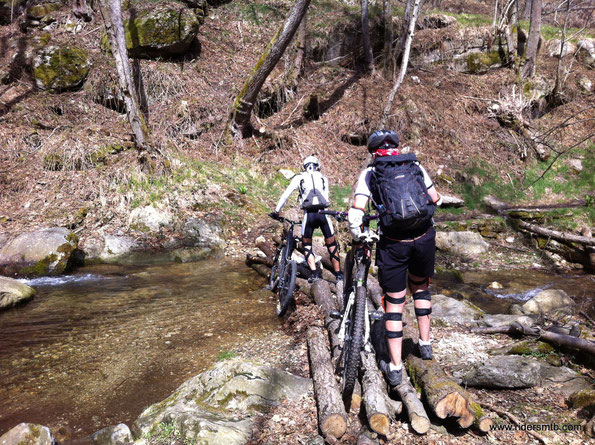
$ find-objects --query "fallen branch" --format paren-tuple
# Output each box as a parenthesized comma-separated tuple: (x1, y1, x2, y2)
(514, 219, 595, 247)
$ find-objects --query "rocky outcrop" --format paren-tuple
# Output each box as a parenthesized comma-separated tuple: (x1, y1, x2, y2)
(32, 45, 91, 92)
(416, 14, 458, 30)
(546, 39, 576, 58)
(0, 423, 56, 445)
(519, 289, 575, 317)
(180, 217, 225, 249)
(0, 276, 35, 310)
(132, 358, 311, 445)
(129, 206, 173, 233)
(462, 355, 541, 389)
(577, 38, 595, 67)
(0, 228, 80, 277)
(435, 231, 489, 256)
(105, 6, 200, 59)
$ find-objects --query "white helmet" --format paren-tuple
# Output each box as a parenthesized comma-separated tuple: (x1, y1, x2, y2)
(303, 155, 320, 173)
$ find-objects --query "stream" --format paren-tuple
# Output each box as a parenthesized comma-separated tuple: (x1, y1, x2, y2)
(0, 258, 277, 442)
(0, 258, 593, 443)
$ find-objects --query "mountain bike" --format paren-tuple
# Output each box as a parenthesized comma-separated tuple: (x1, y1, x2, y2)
(269, 215, 301, 317)
(333, 214, 380, 407)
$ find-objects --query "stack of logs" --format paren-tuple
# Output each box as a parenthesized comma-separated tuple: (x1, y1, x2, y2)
(246, 237, 493, 441)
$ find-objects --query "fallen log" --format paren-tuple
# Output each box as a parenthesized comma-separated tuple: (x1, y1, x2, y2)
(470, 401, 493, 433)
(402, 311, 478, 428)
(370, 319, 430, 434)
(310, 280, 341, 364)
(255, 237, 276, 260)
(245, 253, 273, 267)
(514, 219, 595, 247)
(307, 326, 348, 440)
(360, 350, 402, 436)
(471, 322, 595, 355)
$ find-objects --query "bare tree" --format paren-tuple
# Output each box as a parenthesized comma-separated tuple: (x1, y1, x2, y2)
(382, 0, 393, 76)
(97, 0, 149, 148)
(361, 0, 374, 72)
(522, 0, 542, 78)
(381, 0, 421, 127)
(230, 0, 311, 138)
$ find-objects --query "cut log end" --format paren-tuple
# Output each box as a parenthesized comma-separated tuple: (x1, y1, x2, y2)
(435, 391, 473, 422)
(368, 413, 390, 436)
(476, 416, 493, 433)
(321, 414, 347, 439)
(411, 413, 431, 434)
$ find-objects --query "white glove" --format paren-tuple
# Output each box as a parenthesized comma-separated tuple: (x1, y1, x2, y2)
(348, 207, 364, 240)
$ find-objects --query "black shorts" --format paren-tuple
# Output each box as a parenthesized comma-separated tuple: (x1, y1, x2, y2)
(302, 211, 334, 239)
(376, 226, 436, 293)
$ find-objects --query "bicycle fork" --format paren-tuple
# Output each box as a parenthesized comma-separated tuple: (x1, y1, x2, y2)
(337, 283, 372, 353)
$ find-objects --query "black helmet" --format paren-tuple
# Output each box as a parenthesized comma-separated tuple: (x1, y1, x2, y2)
(367, 130, 399, 153)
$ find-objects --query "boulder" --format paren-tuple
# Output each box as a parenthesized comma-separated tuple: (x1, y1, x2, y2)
(32, 45, 91, 92)
(578, 76, 592, 93)
(89, 424, 132, 445)
(577, 38, 595, 66)
(0, 276, 35, 310)
(0, 423, 56, 445)
(98, 235, 138, 263)
(462, 355, 541, 388)
(435, 231, 489, 256)
(0, 228, 79, 276)
(440, 194, 465, 208)
(540, 364, 593, 396)
(107, 7, 200, 58)
(546, 39, 576, 58)
(181, 217, 225, 249)
(133, 358, 311, 445)
(417, 14, 458, 30)
(129, 206, 173, 233)
(26, 2, 61, 21)
(520, 289, 575, 317)
(405, 293, 483, 326)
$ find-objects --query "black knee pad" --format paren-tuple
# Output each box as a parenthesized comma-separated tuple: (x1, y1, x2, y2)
(383, 294, 406, 305)
(325, 239, 340, 263)
(383, 312, 402, 322)
(412, 290, 431, 301)
(408, 276, 429, 286)
(302, 241, 315, 262)
(414, 307, 432, 317)
(384, 312, 403, 338)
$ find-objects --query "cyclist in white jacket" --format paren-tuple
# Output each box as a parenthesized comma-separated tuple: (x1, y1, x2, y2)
(270, 156, 342, 282)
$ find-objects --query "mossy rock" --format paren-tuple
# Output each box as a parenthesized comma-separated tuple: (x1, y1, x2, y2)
(27, 2, 61, 20)
(466, 50, 504, 74)
(102, 6, 200, 59)
(32, 45, 91, 92)
(568, 390, 595, 414)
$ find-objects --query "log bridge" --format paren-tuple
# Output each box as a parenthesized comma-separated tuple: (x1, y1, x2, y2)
(246, 236, 492, 440)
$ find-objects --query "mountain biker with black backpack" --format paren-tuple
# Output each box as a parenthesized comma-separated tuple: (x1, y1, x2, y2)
(270, 156, 343, 283)
(347, 130, 442, 386)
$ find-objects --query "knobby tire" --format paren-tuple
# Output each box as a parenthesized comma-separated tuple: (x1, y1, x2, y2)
(342, 284, 366, 408)
(276, 260, 297, 317)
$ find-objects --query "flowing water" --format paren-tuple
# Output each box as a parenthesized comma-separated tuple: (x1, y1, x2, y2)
(1, 257, 593, 443)
(0, 259, 278, 442)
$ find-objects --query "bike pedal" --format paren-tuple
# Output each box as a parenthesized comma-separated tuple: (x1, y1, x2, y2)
(369, 310, 384, 320)
(329, 310, 342, 319)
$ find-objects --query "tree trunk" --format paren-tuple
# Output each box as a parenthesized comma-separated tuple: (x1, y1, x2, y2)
(503, 0, 517, 64)
(97, 0, 149, 149)
(472, 322, 595, 355)
(230, 0, 311, 137)
(381, 0, 421, 127)
(293, 11, 307, 80)
(394, 0, 413, 63)
(72, 0, 93, 21)
(522, 0, 532, 20)
(361, 0, 374, 72)
(394, 368, 431, 433)
(382, 0, 393, 76)
(521, 0, 542, 79)
(514, 219, 595, 246)
(307, 326, 348, 440)
(360, 350, 402, 435)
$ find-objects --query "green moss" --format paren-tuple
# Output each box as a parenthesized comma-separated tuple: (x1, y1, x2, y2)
(466, 51, 503, 73)
(33, 46, 90, 92)
(27, 2, 61, 20)
(56, 242, 74, 254)
(19, 253, 58, 276)
(568, 390, 595, 412)
(130, 222, 151, 233)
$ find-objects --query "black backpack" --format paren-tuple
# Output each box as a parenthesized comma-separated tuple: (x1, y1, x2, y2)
(369, 153, 434, 233)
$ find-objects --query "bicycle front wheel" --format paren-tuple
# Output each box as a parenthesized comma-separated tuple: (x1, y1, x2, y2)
(342, 285, 366, 408)
(276, 260, 297, 317)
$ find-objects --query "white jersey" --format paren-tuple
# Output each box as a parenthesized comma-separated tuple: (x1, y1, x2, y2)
(275, 171, 330, 212)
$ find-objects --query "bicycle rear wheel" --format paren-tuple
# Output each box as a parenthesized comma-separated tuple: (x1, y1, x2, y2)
(342, 285, 366, 408)
(276, 260, 297, 317)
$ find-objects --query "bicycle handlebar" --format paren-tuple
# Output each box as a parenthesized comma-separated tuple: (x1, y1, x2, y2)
(271, 215, 301, 226)
(319, 210, 348, 222)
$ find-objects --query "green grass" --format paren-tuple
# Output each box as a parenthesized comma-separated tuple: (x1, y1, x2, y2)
(144, 420, 194, 445)
(217, 350, 237, 361)
(237, 3, 285, 24)
(453, 145, 594, 228)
